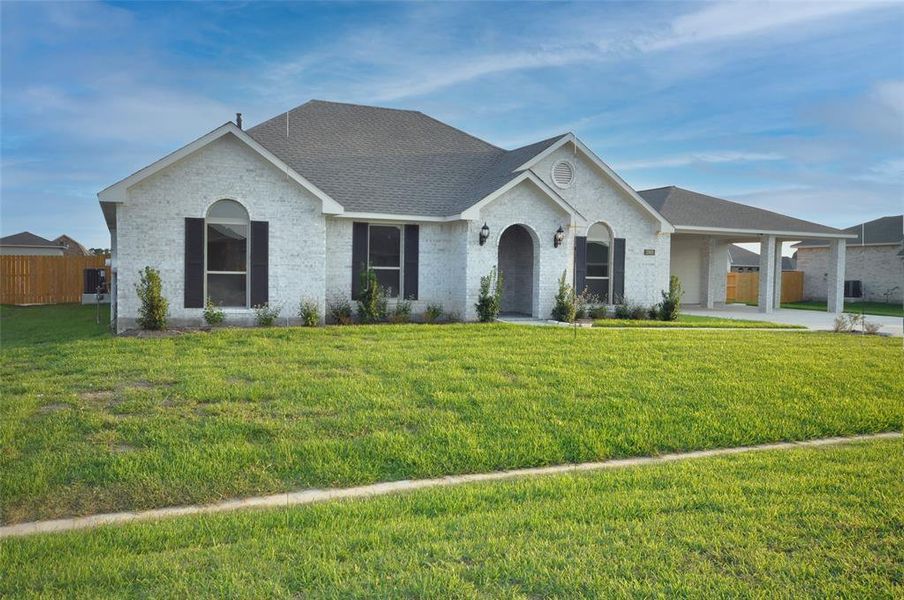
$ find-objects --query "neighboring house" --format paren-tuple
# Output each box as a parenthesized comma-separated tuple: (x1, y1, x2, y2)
(728, 244, 794, 272)
(0, 232, 65, 256)
(98, 100, 853, 332)
(53, 235, 91, 257)
(792, 215, 903, 304)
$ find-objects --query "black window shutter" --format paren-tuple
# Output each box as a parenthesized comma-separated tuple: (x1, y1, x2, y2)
(184, 217, 204, 308)
(573, 236, 587, 293)
(250, 221, 268, 307)
(403, 224, 419, 300)
(613, 237, 626, 303)
(351, 222, 368, 299)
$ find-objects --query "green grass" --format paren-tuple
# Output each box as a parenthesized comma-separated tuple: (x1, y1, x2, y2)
(782, 300, 904, 318)
(1, 305, 901, 524)
(1, 439, 900, 598)
(1, 303, 111, 346)
(593, 314, 800, 328)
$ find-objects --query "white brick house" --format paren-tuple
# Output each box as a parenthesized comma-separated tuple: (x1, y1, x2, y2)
(99, 101, 853, 332)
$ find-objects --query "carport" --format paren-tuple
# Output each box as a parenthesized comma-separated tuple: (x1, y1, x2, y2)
(639, 187, 856, 313)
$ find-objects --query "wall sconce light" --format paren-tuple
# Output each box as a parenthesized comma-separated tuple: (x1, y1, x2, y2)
(479, 222, 490, 246)
(553, 225, 565, 248)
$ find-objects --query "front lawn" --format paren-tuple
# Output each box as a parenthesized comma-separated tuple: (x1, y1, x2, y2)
(593, 314, 800, 328)
(1, 305, 901, 524)
(782, 300, 904, 318)
(1, 439, 899, 598)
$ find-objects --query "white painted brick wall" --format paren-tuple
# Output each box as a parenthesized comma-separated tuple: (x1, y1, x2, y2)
(797, 245, 904, 303)
(115, 134, 326, 331)
(533, 146, 670, 306)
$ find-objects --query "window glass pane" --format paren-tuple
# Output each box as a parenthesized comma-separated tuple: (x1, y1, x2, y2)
(369, 226, 400, 267)
(207, 224, 247, 272)
(207, 199, 249, 220)
(587, 242, 608, 264)
(374, 269, 400, 297)
(587, 265, 608, 277)
(208, 274, 246, 307)
(587, 278, 608, 303)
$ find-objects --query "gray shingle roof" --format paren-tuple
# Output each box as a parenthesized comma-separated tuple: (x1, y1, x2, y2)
(247, 100, 567, 216)
(0, 231, 60, 247)
(792, 215, 902, 247)
(638, 186, 843, 236)
(729, 244, 793, 269)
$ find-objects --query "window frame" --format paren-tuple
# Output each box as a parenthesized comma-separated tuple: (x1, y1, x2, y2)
(585, 240, 610, 301)
(367, 223, 404, 299)
(204, 201, 250, 308)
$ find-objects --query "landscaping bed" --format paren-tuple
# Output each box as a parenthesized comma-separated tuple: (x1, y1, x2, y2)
(1, 439, 899, 597)
(1, 305, 900, 524)
(593, 314, 801, 328)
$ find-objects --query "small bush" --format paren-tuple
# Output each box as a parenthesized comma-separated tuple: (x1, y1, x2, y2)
(613, 302, 632, 319)
(445, 311, 462, 323)
(424, 304, 444, 323)
(863, 320, 881, 335)
(658, 275, 682, 321)
(357, 268, 387, 324)
(475, 266, 503, 322)
(588, 305, 608, 319)
(574, 289, 599, 320)
(298, 299, 320, 327)
(648, 304, 661, 320)
(388, 299, 412, 324)
(203, 297, 225, 326)
(551, 270, 576, 323)
(629, 303, 648, 320)
(327, 296, 353, 325)
(135, 266, 168, 330)
(832, 314, 852, 333)
(253, 303, 281, 327)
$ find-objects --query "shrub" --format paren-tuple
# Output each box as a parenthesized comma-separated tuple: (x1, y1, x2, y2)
(298, 299, 320, 327)
(253, 303, 281, 327)
(574, 289, 599, 320)
(589, 305, 608, 319)
(357, 268, 387, 324)
(203, 297, 225, 326)
(388, 298, 412, 324)
(424, 304, 444, 323)
(629, 303, 648, 320)
(863, 320, 881, 335)
(658, 275, 682, 321)
(551, 270, 576, 323)
(135, 266, 168, 330)
(475, 266, 503, 322)
(832, 314, 852, 333)
(613, 302, 632, 319)
(327, 296, 353, 325)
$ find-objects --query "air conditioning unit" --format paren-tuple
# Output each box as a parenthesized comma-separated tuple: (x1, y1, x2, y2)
(843, 280, 862, 299)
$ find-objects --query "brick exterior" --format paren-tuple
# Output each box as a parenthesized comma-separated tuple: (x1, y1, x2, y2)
(110, 135, 671, 330)
(796, 244, 904, 303)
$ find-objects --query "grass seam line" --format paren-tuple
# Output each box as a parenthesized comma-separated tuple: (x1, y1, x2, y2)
(2, 432, 899, 540)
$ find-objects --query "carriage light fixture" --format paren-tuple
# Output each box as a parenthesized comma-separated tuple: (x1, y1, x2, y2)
(553, 225, 565, 248)
(479, 222, 490, 246)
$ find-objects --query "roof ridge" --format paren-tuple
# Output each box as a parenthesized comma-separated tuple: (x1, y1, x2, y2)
(415, 111, 501, 151)
(306, 99, 421, 114)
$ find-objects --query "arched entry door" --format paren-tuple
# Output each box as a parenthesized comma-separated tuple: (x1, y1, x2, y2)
(498, 224, 535, 315)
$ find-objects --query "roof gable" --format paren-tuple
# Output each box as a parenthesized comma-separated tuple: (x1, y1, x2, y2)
(793, 215, 902, 247)
(0, 231, 59, 247)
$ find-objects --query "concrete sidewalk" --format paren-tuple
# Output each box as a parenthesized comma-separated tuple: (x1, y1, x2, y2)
(684, 305, 903, 336)
(2, 432, 898, 540)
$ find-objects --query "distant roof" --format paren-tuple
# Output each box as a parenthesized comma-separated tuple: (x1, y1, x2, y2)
(638, 186, 844, 236)
(0, 231, 60, 247)
(54, 235, 90, 255)
(793, 215, 903, 248)
(247, 100, 568, 217)
(729, 244, 793, 269)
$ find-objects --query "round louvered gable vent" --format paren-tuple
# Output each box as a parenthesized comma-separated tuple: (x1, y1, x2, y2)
(552, 160, 575, 188)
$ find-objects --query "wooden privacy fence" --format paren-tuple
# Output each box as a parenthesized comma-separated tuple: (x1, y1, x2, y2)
(1, 255, 109, 305)
(726, 271, 803, 304)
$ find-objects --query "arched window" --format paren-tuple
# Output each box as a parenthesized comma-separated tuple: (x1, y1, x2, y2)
(586, 222, 612, 302)
(206, 199, 249, 307)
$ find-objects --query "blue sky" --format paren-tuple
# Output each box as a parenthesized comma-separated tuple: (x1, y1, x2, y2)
(2, 1, 902, 250)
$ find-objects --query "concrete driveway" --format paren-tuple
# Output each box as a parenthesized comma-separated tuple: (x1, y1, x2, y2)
(684, 304, 903, 337)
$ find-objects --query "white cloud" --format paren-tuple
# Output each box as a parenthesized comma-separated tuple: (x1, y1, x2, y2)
(614, 151, 784, 170)
(641, 0, 886, 51)
(856, 158, 904, 184)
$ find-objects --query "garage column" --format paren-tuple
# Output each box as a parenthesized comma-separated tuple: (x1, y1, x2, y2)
(772, 239, 783, 310)
(827, 238, 846, 313)
(701, 237, 722, 309)
(758, 235, 776, 313)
